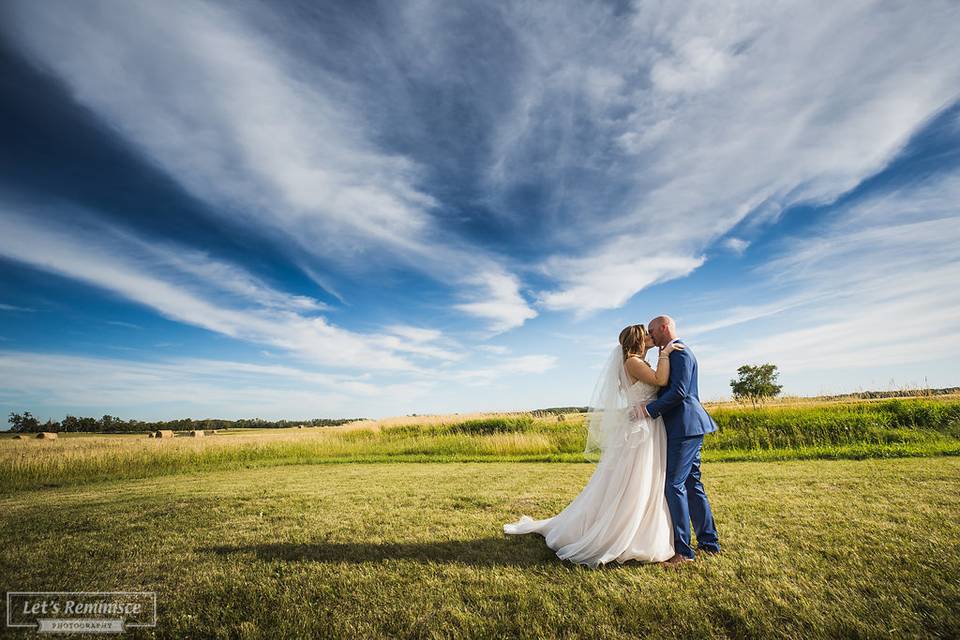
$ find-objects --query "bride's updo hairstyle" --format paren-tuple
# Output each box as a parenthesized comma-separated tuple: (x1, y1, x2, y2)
(619, 324, 648, 362)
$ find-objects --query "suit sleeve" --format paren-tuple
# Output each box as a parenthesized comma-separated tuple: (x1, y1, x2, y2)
(645, 350, 691, 418)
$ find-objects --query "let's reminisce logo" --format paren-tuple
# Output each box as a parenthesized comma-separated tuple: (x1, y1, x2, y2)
(6, 592, 156, 634)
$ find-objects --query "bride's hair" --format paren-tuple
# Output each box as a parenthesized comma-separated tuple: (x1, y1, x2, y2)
(619, 324, 648, 362)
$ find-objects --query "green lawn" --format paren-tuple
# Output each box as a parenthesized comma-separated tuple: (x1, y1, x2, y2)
(2, 457, 958, 638)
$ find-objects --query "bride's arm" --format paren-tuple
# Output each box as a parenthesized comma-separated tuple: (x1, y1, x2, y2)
(626, 344, 685, 387)
(652, 342, 684, 386)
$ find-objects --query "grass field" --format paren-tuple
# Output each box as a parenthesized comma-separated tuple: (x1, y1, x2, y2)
(2, 397, 959, 637)
(2, 398, 959, 494)
(1, 458, 958, 638)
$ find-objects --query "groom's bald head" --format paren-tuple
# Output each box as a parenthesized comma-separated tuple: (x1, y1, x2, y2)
(648, 315, 677, 347)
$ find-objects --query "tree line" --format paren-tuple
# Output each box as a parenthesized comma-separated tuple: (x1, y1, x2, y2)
(6, 412, 364, 433)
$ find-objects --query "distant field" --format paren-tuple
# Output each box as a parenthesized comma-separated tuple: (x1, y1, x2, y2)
(704, 388, 960, 409)
(1, 458, 957, 638)
(2, 398, 959, 493)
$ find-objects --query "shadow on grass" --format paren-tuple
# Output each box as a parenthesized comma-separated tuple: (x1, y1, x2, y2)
(204, 537, 641, 569)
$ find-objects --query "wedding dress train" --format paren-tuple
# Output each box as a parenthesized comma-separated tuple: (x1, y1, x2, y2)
(503, 376, 674, 568)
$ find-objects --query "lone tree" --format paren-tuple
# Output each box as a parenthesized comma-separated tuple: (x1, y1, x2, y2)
(730, 364, 783, 406)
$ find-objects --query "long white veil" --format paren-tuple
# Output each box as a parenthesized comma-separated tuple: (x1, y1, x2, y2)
(583, 345, 652, 462)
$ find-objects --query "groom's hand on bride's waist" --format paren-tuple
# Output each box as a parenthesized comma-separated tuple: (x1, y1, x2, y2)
(628, 405, 651, 420)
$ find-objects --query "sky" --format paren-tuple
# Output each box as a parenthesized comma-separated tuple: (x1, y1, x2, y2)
(1, 0, 959, 422)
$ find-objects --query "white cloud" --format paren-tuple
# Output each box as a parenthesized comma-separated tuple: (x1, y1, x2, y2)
(690, 174, 960, 378)
(0, 204, 440, 371)
(105, 321, 142, 330)
(478, 0, 960, 312)
(538, 240, 704, 314)
(651, 36, 734, 94)
(0, 345, 566, 418)
(3, 0, 433, 259)
(721, 237, 750, 255)
(0, 304, 35, 312)
(382, 325, 463, 362)
(2, 0, 536, 333)
(297, 264, 348, 306)
(476, 345, 510, 355)
(454, 269, 538, 333)
(0, 350, 435, 419)
(5, 0, 960, 353)
(453, 354, 559, 386)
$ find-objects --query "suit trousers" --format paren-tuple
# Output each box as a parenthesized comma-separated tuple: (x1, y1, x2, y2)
(664, 435, 720, 558)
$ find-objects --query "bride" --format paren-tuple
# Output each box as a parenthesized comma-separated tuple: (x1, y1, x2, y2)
(502, 324, 682, 568)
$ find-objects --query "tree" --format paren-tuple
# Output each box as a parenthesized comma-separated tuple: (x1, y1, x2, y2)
(730, 364, 783, 407)
(8, 411, 41, 433)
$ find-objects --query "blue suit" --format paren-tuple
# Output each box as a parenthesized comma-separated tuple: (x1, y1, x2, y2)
(645, 340, 720, 559)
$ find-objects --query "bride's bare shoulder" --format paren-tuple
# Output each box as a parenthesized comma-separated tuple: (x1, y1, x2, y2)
(623, 355, 650, 378)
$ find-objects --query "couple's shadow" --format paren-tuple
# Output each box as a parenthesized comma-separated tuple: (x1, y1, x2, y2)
(206, 536, 626, 569)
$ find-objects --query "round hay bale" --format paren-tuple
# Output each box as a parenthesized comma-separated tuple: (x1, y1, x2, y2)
(147, 432, 155, 438)
(190, 430, 205, 437)
(36, 432, 58, 440)
(155, 430, 174, 438)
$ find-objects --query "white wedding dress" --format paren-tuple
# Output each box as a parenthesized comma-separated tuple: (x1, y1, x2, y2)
(503, 374, 674, 568)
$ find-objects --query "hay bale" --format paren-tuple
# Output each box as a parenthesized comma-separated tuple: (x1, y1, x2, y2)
(155, 430, 174, 438)
(204, 429, 218, 436)
(147, 432, 155, 438)
(190, 430, 204, 437)
(36, 432, 58, 440)
(297, 425, 304, 429)
(12, 434, 23, 439)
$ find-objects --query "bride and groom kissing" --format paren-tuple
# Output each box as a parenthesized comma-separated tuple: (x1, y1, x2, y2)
(504, 315, 721, 568)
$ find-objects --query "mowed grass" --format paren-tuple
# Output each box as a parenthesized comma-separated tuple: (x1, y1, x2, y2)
(1, 457, 958, 638)
(2, 398, 960, 493)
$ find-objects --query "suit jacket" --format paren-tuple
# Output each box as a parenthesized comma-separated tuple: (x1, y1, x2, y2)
(645, 340, 718, 440)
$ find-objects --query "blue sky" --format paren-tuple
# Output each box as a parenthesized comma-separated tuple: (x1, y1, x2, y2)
(1, 0, 959, 421)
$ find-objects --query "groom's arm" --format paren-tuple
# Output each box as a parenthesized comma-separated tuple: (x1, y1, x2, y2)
(645, 351, 692, 419)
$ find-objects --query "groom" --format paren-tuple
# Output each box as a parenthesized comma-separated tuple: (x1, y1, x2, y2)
(636, 315, 721, 566)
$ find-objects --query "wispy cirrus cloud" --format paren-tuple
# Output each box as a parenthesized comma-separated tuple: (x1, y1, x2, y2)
(2, 0, 536, 333)
(0, 350, 436, 419)
(537, 245, 704, 315)
(0, 201, 558, 400)
(3, 0, 433, 259)
(8, 0, 958, 323)
(0, 346, 564, 418)
(105, 321, 142, 330)
(0, 202, 444, 371)
(477, 0, 960, 312)
(453, 354, 558, 386)
(690, 174, 960, 375)
(721, 238, 750, 256)
(454, 269, 538, 333)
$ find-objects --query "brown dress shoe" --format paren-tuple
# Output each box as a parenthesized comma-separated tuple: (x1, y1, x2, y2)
(660, 553, 695, 568)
